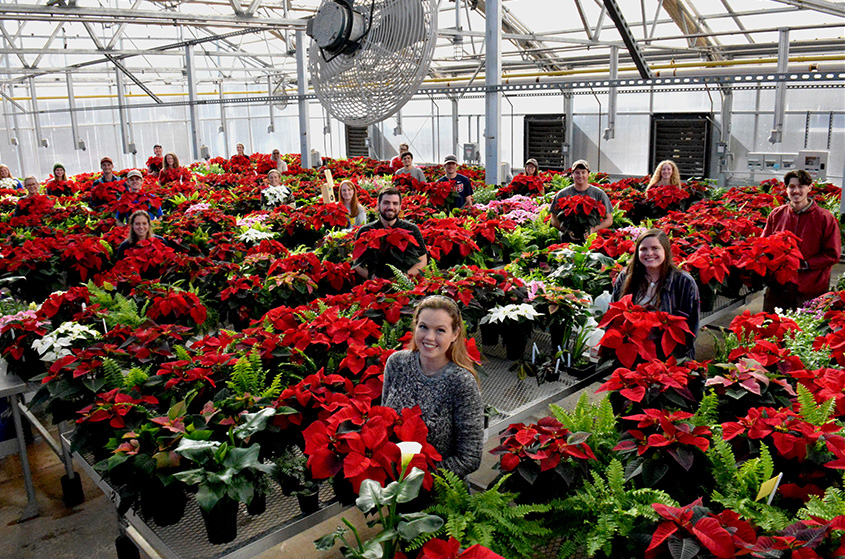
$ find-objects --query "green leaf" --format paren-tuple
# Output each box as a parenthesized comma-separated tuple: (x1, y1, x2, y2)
(223, 444, 261, 471)
(360, 540, 384, 559)
(196, 484, 225, 512)
(397, 514, 444, 540)
(233, 407, 276, 440)
(314, 527, 346, 551)
(396, 467, 425, 504)
(176, 438, 220, 463)
(168, 400, 187, 420)
(356, 479, 385, 512)
(173, 467, 205, 486)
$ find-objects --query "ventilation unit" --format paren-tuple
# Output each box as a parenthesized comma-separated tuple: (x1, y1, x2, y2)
(649, 113, 712, 180)
(345, 125, 369, 158)
(523, 114, 566, 171)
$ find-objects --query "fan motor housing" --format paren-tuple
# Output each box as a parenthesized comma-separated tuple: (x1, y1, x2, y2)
(307, 0, 367, 54)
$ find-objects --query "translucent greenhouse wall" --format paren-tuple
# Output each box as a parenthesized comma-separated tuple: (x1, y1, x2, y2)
(1, 81, 842, 187)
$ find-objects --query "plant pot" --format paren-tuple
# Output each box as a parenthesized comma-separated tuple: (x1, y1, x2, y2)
(246, 492, 266, 516)
(699, 284, 716, 313)
(504, 323, 532, 361)
(479, 322, 501, 346)
(332, 476, 357, 506)
(566, 362, 597, 378)
(297, 492, 319, 516)
(200, 497, 239, 545)
(151, 483, 187, 526)
(548, 322, 566, 350)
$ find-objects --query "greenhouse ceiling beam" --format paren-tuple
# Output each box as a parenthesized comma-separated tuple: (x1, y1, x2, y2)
(717, 0, 755, 44)
(31, 23, 65, 68)
(660, 0, 723, 61)
(0, 23, 29, 68)
(770, 0, 845, 18)
(105, 54, 163, 104)
(601, 0, 653, 79)
(106, 0, 144, 51)
(0, 5, 306, 30)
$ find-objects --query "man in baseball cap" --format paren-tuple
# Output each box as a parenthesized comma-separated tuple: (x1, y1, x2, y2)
(549, 158, 613, 241)
(436, 155, 473, 209)
(116, 169, 163, 223)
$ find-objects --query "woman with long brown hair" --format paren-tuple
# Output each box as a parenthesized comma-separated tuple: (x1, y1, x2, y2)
(336, 179, 367, 228)
(611, 228, 699, 357)
(381, 295, 483, 478)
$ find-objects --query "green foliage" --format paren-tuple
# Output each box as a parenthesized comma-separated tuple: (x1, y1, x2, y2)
(124, 366, 150, 388)
(781, 309, 833, 369)
(173, 344, 191, 361)
(555, 459, 676, 557)
(423, 257, 441, 279)
(472, 184, 497, 205)
(548, 174, 572, 193)
(227, 347, 284, 400)
(389, 264, 416, 291)
(411, 469, 551, 557)
(798, 487, 845, 521)
(101, 357, 124, 390)
(550, 393, 619, 466)
(708, 433, 789, 531)
(795, 383, 836, 427)
(378, 317, 410, 351)
(87, 281, 148, 329)
(692, 390, 720, 427)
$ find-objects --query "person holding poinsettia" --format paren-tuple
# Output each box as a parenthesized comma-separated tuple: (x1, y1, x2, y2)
(90, 156, 124, 208)
(645, 159, 681, 192)
(395, 151, 426, 183)
(611, 229, 699, 358)
(13, 176, 54, 217)
(114, 210, 175, 260)
(437, 154, 473, 209)
(761, 169, 841, 312)
(382, 295, 483, 479)
(157, 153, 187, 185)
(230, 142, 251, 168)
(549, 159, 613, 241)
(353, 186, 428, 279)
(115, 169, 163, 223)
(146, 144, 163, 175)
(44, 163, 74, 196)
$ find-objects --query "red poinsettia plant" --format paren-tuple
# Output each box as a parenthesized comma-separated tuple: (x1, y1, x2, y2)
(645, 499, 758, 559)
(421, 180, 458, 209)
(351, 227, 423, 276)
(303, 402, 442, 492)
(76, 387, 159, 429)
(552, 195, 607, 237)
(498, 174, 545, 198)
(646, 183, 692, 210)
(680, 244, 733, 291)
(597, 359, 701, 411)
(490, 416, 596, 491)
(597, 296, 693, 368)
(409, 538, 506, 559)
(731, 231, 803, 286)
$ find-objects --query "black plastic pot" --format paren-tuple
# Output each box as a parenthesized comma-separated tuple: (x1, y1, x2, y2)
(332, 476, 357, 506)
(566, 362, 597, 378)
(699, 284, 716, 313)
(200, 497, 239, 545)
(504, 324, 532, 361)
(479, 322, 501, 346)
(246, 492, 266, 516)
(140, 480, 187, 526)
(297, 492, 319, 516)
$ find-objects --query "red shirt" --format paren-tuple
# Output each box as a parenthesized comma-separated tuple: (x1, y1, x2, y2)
(762, 201, 841, 298)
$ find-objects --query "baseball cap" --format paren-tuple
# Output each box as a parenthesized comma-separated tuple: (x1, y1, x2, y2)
(524, 158, 538, 168)
(443, 154, 458, 164)
(100, 156, 113, 165)
(126, 169, 143, 179)
(572, 159, 590, 172)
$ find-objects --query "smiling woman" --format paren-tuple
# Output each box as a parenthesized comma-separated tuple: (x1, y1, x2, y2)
(381, 295, 483, 479)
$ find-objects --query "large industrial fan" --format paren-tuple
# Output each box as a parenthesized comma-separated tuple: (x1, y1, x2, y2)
(305, 0, 438, 127)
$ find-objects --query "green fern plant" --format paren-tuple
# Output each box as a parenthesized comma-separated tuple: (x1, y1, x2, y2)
(691, 390, 720, 427)
(124, 366, 150, 388)
(554, 458, 676, 558)
(388, 265, 416, 291)
(797, 487, 845, 521)
(227, 347, 284, 400)
(87, 281, 147, 329)
(707, 431, 790, 531)
(101, 357, 124, 390)
(550, 393, 619, 466)
(794, 383, 836, 427)
(408, 469, 552, 558)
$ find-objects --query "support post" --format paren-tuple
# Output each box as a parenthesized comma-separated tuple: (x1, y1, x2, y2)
(768, 28, 789, 144)
(219, 83, 229, 154)
(114, 69, 136, 156)
(718, 85, 733, 188)
(451, 97, 459, 159)
(267, 76, 275, 133)
(65, 72, 86, 151)
(564, 91, 573, 169)
(27, 77, 48, 148)
(185, 45, 201, 161)
(603, 45, 618, 141)
(296, 29, 312, 168)
(484, 0, 502, 185)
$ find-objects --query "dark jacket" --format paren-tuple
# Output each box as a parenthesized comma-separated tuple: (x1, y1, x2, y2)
(612, 268, 700, 358)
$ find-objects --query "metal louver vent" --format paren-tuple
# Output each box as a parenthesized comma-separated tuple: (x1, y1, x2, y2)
(650, 113, 712, 180)
(524, 114, 566, 171)
(345, 125, 369, 158)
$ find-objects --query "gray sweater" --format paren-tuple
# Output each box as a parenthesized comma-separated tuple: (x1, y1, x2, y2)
(382, 350, 483, 478)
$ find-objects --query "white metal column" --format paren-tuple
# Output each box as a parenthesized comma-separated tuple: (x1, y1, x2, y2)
(451, 97, 459, 158)
(65, 72, 86, 151)
(114, 69, 136, 157)
(296, 29, 312, 168)
(603, 46, 618, 141)
(768, 28, 789, 144)
(719, 86, 733, 188)
(27, 77, 48, 149)
(484, 0, 502, 185)
(185, 45, 201, 162)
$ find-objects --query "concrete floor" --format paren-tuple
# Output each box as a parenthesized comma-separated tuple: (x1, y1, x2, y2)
(0, 271, 835, 559)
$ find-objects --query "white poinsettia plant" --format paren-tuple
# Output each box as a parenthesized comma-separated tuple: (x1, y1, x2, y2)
(237, 222, 276, 243)
(31, 321, 100, 363)
(482, 303, 541, 325)
(262, 184, 292, 207)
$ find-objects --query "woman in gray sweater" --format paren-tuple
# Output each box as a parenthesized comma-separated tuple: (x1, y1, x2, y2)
(382, 296, 483, 478)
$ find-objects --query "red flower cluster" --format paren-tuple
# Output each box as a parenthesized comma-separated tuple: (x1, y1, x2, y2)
(76, 388, 158, 429)
(491, 416, 596, 473)
(731, 230, 803, 285)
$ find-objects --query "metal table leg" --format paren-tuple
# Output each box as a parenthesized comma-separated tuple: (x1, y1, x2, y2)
(9, 393, 38, 520)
